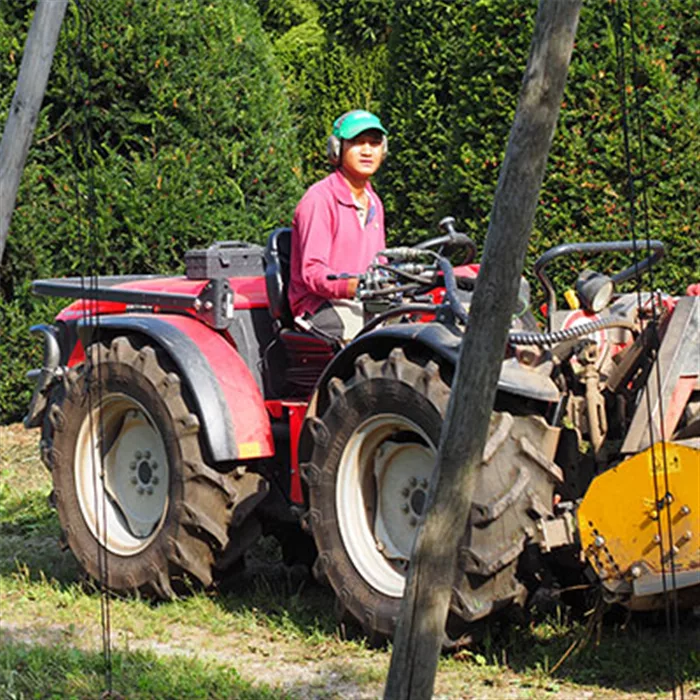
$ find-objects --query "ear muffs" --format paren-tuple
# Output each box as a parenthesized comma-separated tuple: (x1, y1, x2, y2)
(326, 133, 389, 166)
(327, 133, 342, 166)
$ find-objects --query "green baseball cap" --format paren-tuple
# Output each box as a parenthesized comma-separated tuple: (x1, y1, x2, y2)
(333, 110, 387, 140)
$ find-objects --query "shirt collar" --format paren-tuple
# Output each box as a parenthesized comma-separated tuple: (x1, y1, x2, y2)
(329, 168, 375, 207)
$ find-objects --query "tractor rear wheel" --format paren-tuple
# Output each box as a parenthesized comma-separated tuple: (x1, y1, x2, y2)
(304, 348, 561, 643)
(43, 336, 264, 597)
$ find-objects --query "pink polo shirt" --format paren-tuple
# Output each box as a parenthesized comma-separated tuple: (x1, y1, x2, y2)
(289, 169, 385, 318)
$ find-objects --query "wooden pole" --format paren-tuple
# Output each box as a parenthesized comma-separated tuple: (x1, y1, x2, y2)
(0, 0, 68, 266)
(383, 1, 582, 698)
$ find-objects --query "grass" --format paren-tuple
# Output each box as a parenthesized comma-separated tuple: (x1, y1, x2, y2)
(1, 422, 699, 699)
(0, 642, 284, 700)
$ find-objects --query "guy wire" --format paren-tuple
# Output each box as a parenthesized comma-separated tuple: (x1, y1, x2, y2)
(612, 2, 683, 697)
(70, 0, 113, 693)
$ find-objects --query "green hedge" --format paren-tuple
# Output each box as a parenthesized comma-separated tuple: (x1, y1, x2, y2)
(1, 0, 302, 422)
(255, 0, 390, 184)
(380, 0, 698, 300)
(2, 0, 698, 422)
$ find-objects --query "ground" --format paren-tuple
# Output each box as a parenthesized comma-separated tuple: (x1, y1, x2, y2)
(0, 422, 698, 699)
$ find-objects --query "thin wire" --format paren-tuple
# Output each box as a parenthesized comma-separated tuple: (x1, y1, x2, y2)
(612, 2, 682, 697)
(71, 0, 113, 692)
(626, 0, 683, 647)
(627, 2, 683, 694)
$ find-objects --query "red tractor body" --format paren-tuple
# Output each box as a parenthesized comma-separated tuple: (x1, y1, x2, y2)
(24, 228, 699, 642)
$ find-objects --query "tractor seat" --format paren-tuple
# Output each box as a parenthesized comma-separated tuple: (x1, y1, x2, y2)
(263, 227, 295, 329)
(263, 227, 337, 395)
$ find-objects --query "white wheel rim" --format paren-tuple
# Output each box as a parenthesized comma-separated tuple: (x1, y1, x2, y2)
(336, 414, 437, 598)
(75, 393, 170, 556)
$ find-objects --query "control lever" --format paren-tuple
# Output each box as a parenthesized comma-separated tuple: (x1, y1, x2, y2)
(438, 216, 472, 249)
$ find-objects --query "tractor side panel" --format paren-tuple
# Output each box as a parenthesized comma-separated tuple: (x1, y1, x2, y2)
(77, 314, 274, 463)
(622, 295, 700, 453)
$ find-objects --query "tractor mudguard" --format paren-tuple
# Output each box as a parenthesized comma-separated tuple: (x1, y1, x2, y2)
(76, 313, 273, 463)
(299, 323, 560, 461)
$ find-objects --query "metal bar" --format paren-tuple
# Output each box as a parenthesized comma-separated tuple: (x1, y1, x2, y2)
(533, 239, 665, 325)
(32, 277, 199, 310)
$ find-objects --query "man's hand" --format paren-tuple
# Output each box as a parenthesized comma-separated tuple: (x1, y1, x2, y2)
(348, 277, 359, 297)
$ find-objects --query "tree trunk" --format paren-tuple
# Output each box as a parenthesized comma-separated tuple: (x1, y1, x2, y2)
(383, 1, 582, 698)
(0, 0, 68, 265)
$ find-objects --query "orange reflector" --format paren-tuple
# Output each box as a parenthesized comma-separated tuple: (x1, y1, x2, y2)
(237, 441, 263, 459)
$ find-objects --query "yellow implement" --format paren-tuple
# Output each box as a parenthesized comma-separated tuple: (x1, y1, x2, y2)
(578, 441, 700, 609)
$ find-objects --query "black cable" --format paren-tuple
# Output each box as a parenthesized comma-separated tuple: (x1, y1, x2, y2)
(436, 255, 470, 325)
(374, 262, 437, 287)
(508, 315, 637, 347)
(71, 0, 113, 692)
(356, 304, 442, 336)
(613, 3, 682, 697)
(626, 9, 683, 680)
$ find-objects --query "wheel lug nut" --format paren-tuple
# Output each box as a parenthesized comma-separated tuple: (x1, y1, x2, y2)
(130, 476, 138, 485)
(401, 488, 410, 497)
(152, 461, 158, 470)
(420, 478, 428, 489)
(137, 485, 145, 495)
(135, 451, 142, 460)
(144, 450, 151, 459)
(409, 477, 417, 487)
(129, 461, 137, 470)
(145, 486, 154, 495)
(401, 504, 410, 513)
(151, 476, 159, 485)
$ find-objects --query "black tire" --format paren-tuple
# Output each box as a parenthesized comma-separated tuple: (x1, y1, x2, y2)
(304, 348, 562, 642)
(42, 336, 266, 597)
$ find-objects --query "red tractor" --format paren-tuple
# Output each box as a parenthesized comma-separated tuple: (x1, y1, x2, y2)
(24, 220, 700, 643)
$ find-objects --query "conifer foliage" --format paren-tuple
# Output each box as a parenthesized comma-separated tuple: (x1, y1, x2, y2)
(1, 0, 697, 420)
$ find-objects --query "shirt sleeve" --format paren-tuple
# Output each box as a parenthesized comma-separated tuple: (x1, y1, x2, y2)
(293, 193, 353, 300)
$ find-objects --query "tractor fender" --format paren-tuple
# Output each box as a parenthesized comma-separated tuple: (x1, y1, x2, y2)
(299, 323, 560, 463)
(76, 313, 273, 463)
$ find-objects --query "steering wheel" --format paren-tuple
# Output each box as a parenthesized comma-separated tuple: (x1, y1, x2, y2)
(413, 216, 477, 263)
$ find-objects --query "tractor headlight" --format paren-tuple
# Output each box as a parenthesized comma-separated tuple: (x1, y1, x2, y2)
(575, 269, 614, 313)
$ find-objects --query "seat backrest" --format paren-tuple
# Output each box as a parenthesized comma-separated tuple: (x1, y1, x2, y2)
(263, 227, 293, 328)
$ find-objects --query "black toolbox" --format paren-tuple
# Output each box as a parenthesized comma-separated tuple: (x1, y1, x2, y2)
(185, 241, 265, 279)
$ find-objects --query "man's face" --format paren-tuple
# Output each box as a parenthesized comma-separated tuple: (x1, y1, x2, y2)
(340, 129, 384, 180)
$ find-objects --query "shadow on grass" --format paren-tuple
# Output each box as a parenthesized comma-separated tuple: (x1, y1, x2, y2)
(214, 557, 342, 643)
(469, 605, 700, 696)
(0, 496, 82, 586)
(0, 487, 58, 537)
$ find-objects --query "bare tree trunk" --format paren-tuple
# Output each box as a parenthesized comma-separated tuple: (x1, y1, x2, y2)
(0, 0, 68, 266)
(383, 2, 582, 698)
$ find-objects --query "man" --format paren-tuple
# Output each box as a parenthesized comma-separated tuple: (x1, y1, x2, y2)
(288, 109, 388, 341)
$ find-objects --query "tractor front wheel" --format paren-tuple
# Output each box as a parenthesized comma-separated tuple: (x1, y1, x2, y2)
(305, 348, 562, 643)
